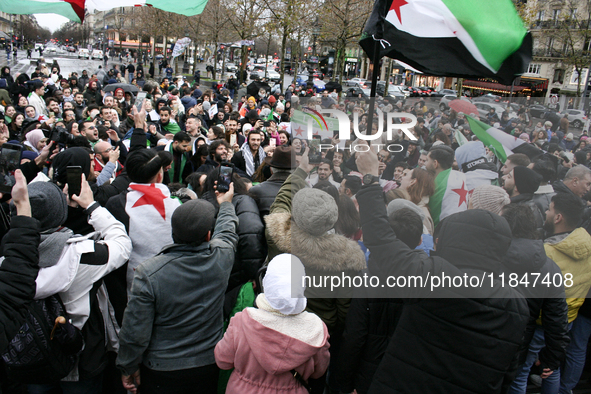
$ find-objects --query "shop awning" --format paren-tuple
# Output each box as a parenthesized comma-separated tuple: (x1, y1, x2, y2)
(463, 80, 526, 94)
(0, 31, 9, 40)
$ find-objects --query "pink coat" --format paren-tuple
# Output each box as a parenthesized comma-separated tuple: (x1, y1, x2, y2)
(215, 308, 330, 393)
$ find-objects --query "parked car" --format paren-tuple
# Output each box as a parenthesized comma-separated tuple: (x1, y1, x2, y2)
(474, 102, 508, 120)
(266, 68, 281, 83)
(345, 78, 367, 87)
(439, 95, 471, 111)
(528, 104, 549, 118)
(417, 86, 434, 96)
(91, 49, 103, 60)
(472, 94, 502, 103)
(560, 109, 588, 128)
(225, 63, 238, 72)
(430, 89, 457, 98)
(78, 48, 90, 59)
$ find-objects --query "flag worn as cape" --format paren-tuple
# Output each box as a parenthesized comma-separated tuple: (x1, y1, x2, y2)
(429, 168, 468, 227)
(466, 115, 542, 163)
(0, 0, 209, 23)
(360, 0, 532, 85)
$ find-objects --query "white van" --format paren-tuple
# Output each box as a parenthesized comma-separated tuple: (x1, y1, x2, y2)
(78, 48, 90, 59)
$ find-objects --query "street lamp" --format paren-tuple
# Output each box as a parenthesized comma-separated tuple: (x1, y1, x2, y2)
(310, 20, 320, 79)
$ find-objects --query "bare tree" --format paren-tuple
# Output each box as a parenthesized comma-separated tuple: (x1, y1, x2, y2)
(200, 0, 235, 80)
(319, 0, 373, 84)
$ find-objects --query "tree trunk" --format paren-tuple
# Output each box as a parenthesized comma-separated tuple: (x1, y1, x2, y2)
(212, 41, 217, 80)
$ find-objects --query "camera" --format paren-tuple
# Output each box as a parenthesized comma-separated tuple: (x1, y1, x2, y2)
(50, 125, 76, 145)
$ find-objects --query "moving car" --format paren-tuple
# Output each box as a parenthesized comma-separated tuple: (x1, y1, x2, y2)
(528, 104, 548, 118)
(91, 49, 103, 60)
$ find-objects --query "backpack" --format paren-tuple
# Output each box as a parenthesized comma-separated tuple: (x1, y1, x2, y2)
(1, 295, 83, 384)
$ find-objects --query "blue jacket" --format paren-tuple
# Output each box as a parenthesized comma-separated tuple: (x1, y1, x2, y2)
(116, 202, 239, 374)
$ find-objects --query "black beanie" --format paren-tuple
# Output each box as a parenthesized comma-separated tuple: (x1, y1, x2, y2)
(513, 166, 541, 195)
(171, 199, 216, 245)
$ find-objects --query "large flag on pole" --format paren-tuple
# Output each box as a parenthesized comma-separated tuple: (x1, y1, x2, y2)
(465, 115, 542, 163)
(359, 0, 532, 85)
(0, 0, 209, 23)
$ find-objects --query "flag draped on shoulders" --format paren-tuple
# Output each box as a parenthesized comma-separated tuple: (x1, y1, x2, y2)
(124, 183, 180, 290)
(359, 0, 532, 85)
(466, 115, 542, 163)
(429, 168, 468, 227)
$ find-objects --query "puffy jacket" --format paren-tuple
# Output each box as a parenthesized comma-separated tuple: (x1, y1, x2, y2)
(249, 171, 291, 218)
(502, 238, 568, 370)
(203, 192, 267, 292)
(0, 216, 40, 354)
(357, 185, 529, 394)
(545, 228, 591, 322)
(215, 297, 330, 394)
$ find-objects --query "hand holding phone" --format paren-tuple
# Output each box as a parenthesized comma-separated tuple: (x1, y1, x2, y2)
(134, 91, 147, 113)
(66, 166, 82, 199)
(217, 165, 233, 193)
(0, 143, 22, 193)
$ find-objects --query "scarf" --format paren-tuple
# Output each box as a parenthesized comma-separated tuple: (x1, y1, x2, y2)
(39, 227, 74, 268)
(168, 142, 187, 183)
(239, 143, 266, 177)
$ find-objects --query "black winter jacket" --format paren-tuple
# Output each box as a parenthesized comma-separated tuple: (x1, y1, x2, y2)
(203, 192, 266, 292)
(336, 292, 404, 394)
(0, 216, 40, 353)
(249, 171, 291, 218)
(501, 238, 568, 370)
(357, 185, 530, 394)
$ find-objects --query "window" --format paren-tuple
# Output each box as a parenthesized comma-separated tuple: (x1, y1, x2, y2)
(537, 10, 545, 20)
(528, 63, 541, 74)
(570, 8, 578, 19)
(553, 68, 565, 83)
(553, 9, 560, 21)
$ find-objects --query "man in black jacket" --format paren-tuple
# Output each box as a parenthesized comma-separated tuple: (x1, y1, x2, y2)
(0, 170, 40, 354)
(355, 148, 529, 394)
(503, 165, 545, 232)
(249, 145, 295, 218)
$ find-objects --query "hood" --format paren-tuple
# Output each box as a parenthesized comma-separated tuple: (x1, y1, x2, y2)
(502, 238, 547, 274)
(240, 308, 328, 374)
(546, 228, 591, 260)
(265, 212, 366, 272)
(435, 209, 512, 271)
(552, 181, 574, 196)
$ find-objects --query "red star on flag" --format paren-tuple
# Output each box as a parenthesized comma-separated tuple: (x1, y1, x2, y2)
(390, 0, 408, 24)
(452, 181, 469, 207)
(294, 126, 305, 137)
(280, 123, 289, 131)
(130, 184, 168, 220)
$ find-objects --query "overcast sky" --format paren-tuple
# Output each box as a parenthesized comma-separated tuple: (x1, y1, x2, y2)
(33, 13, 69, 33)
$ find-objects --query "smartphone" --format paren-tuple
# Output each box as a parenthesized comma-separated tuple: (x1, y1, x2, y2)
(134, 91, 147, 113)
(263, 121, 270, 127)
(230, 133, 237, 147)
(67, 166, 82, 198)
(269, 138, 276, 148)
(308, 139, 322, 164)
(0, 143, 22, 193)
(217, 165, 233, 193)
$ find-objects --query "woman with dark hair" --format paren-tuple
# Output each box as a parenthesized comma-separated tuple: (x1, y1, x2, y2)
(335, 194, 361, 240)
(532, 130, 548, 145)
(207, 126, 226, 142)
(278, 129, 290, 146)
(399, 168, 435, 234)
(9, 112, 24, 141)
(574, 150, 588, 166)
(313, 180, 339, 202)
(185, 171, 208, 197)
(432, 132, 451, 147)
(15, 95, 29, 114)
(202, 169, 266, 294)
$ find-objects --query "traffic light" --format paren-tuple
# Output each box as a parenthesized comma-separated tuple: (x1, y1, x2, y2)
(220, 45, 225, 50)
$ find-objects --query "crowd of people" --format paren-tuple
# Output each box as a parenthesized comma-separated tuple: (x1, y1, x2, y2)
(0, 60, 590, 394)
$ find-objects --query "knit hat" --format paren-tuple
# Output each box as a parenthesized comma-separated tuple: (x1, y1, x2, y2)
(263, 253, 307, 315)
(292, 188, 338, 236)
(171, 199, 216, 244)
(566, 133, 574, 141)
(387, 199, 425, 221)
(470, 185, 510, 215)
(11, 181, 67, 232)
(268, 95, 276, 105)
(21, 150, 39, 162)
(513, 165, 541, 195)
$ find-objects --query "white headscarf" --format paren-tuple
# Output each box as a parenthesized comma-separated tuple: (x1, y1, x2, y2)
(263, 254, 307, 315)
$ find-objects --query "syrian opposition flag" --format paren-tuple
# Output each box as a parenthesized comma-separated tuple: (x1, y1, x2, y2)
(429, 168, 468, 227)
(466, 115, 542, 163)
(0, 0, 209, 24)
(360, 0, 532, 84)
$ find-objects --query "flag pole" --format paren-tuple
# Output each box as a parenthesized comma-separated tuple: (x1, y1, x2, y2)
(366, 40, 381, 136)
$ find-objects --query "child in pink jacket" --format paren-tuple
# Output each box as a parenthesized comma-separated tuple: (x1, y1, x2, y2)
(215, 254, 330, 393)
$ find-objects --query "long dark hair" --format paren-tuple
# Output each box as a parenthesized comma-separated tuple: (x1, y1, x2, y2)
(335, 194, 360, 238)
